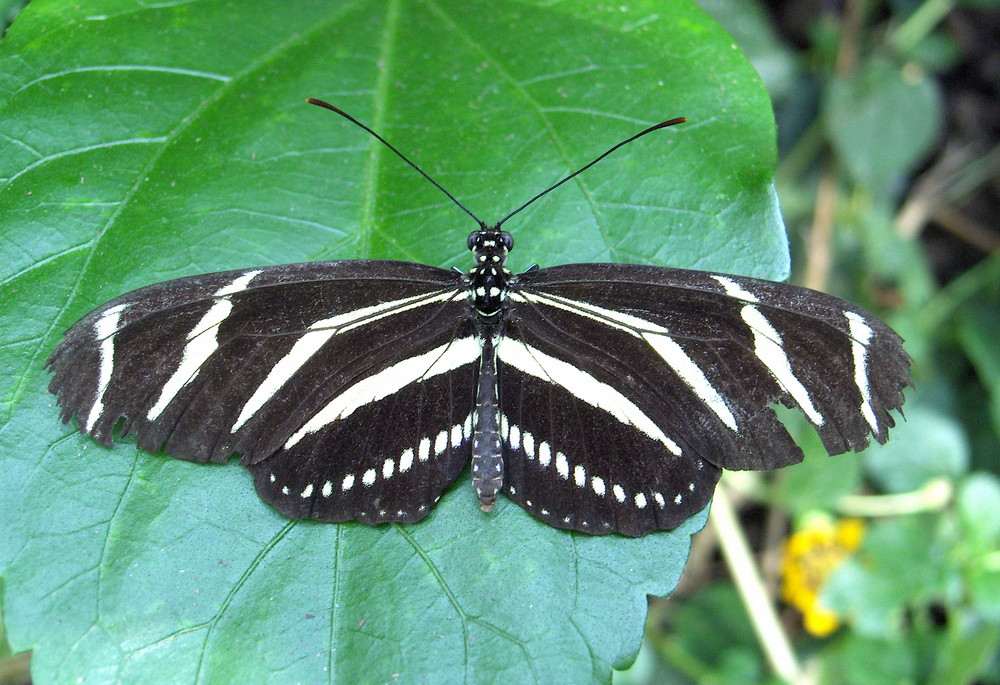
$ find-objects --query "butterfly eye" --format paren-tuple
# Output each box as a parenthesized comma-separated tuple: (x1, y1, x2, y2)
(467, 230, 481, 251)
(500, 232, 513, 251)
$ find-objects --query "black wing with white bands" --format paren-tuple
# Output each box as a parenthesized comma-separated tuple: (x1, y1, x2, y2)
(48, 253, 910, 537)
(495, 263, 909, 536)
(48, 261, 478, 524)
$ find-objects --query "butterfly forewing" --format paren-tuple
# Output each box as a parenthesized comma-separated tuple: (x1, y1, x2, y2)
(508, 263, 910, 472)
(505, 276, 797, 474)
(48, 260, 479, 522)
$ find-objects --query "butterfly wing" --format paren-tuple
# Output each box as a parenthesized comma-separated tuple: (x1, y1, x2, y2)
(498, 263, 910, 536)
(47, 260, 478, 524)
(47, 257, 911, 534)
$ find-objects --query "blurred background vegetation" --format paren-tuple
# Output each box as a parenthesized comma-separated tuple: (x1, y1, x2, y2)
(2, 0, 998, 683)
(621, 1, 1000, 683)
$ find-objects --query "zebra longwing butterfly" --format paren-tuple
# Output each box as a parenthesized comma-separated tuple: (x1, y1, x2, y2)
(47, 100, 911, 537)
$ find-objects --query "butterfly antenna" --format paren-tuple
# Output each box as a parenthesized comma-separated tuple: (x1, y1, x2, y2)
(307, 98, 485, 227)
(495, 117, 687, 228)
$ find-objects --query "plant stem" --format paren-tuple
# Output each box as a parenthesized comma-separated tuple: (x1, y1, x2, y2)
(837, 477, 952, 517)
(711, 483, 802, 683)
(890, 0, 954, 55)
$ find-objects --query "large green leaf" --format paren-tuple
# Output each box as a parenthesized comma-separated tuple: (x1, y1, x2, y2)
(0, 0, 784, 682)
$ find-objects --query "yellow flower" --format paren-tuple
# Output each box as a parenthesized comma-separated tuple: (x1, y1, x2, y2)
(780, 517, 865, 637)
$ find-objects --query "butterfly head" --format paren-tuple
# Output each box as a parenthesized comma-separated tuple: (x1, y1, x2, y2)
(467, 227, 513, 267)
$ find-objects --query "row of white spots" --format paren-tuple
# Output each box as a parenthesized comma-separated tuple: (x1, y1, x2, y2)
(84, 303, 130, 432)
(513, 290, 739, 434)
(147, 270, 264, 422)
(711, 276, 826, 427)
(273, 415, 473, 505)
(496, 337, 682, 456)
(500, 415, 696, 511)
(232, 290, 459, 433)
(284, 337, 480, 450)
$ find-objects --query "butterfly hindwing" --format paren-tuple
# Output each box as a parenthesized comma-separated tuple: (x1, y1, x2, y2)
(495, 340, 723, 537)
(248, 328, 477, 524)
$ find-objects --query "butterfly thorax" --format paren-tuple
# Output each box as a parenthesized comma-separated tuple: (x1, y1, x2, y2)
(466, 227, 513, 322)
